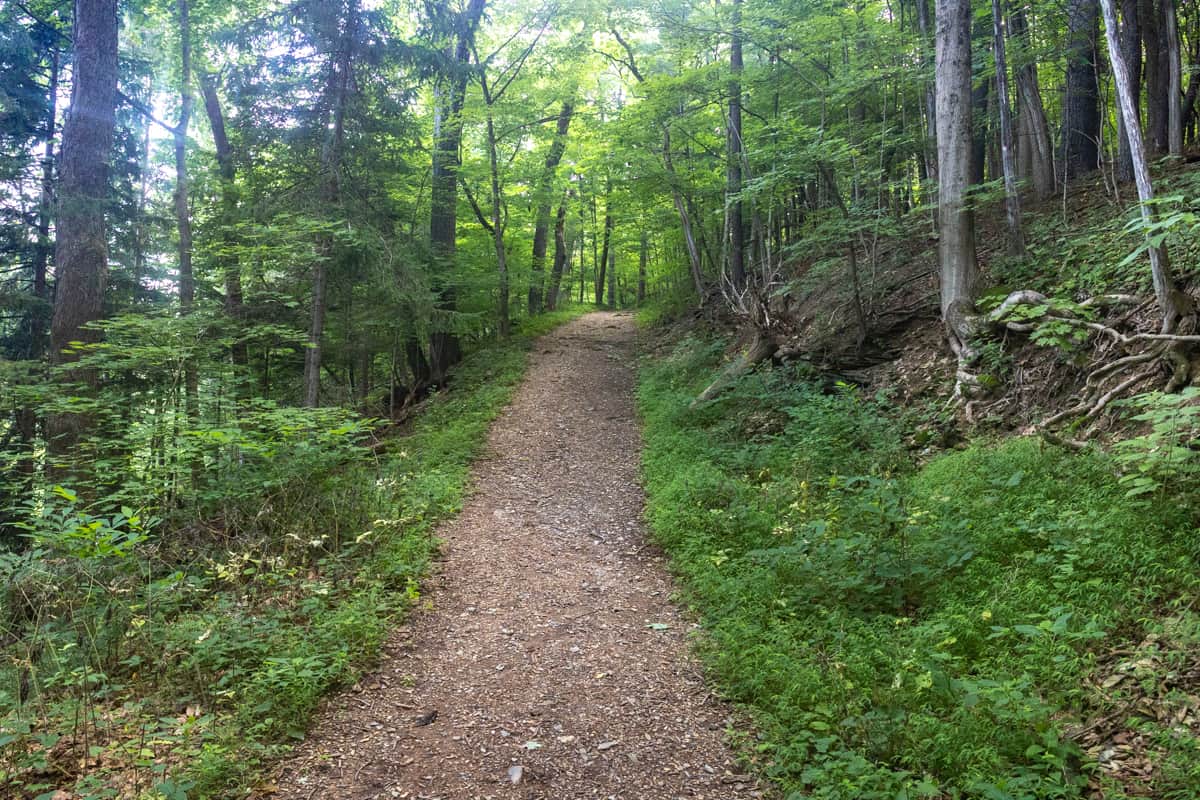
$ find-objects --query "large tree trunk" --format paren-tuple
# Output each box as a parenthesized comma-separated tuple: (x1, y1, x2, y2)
(1063, 0, 1101, 178)
(726, 0, 747, 291)
(428, 0, 486, 380)
(992, 0, 1025, 256)
(304, 0, 357, 407)
(1116, 0, 1141, 183)
(936, 0, 980, 352)
(48, 0, 118, 460)
(200, 73, 248, 372)
(527, 100, 574, 314)
(1009, 5, 1055, 198)
(545, 192, 570, 311)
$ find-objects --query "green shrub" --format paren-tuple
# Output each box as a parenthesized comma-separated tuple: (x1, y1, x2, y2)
(638, 332, 1200, 800)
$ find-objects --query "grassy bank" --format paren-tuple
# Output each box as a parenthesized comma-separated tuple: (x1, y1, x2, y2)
(0, 307, 585, 800)
(637, 332, 1200, 799)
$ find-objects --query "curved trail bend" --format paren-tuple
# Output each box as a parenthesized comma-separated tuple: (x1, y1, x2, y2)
(275, 312, 761, 800)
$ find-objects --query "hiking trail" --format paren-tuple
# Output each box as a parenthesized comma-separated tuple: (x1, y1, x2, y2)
(274, 312, 763, 800)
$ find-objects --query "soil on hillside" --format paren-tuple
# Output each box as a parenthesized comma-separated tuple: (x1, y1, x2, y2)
(268, 312, 763, 800)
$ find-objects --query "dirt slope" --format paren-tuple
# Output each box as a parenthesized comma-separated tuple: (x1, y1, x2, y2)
(272, 312, 763, 800)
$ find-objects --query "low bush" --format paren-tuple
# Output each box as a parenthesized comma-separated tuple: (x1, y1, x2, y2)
(638, 331, 1200, 799)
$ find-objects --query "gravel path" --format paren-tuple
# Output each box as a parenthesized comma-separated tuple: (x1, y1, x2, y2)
(272, 312, 762, 800)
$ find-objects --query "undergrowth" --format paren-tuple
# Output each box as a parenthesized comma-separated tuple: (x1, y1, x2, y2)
(0, 307, 585, 800)
(637, 331, 1200, 799)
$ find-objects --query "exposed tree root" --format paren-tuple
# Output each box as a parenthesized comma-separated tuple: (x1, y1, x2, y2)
(690, 332, 777, 406)
(972, 288, 1198, 440)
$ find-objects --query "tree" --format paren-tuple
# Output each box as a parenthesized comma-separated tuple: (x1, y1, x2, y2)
(726, 0, 747, 292)
(303, 0, 360, 407)
(936, 0, 979, 359)
(199, 72, 248, 371)
(427, 0, 487, 381)
(1063, 0, 1100, 178)
(545, 190, 570, 310)
(528, 99, 574, 314)
(992, 0, 1024, 256)
(47, 0, 119, 459)
(1100, 0, 1189, 340)
(1009, 5, 1055, 198)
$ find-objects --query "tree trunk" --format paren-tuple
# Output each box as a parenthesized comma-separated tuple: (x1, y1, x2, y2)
(528, 100, 574, 314)
(1063, 0, 1101, 178)
(304, 0, 357, 407)
(1101, 0, 1186, 332)
(483, 110, 511, 336)
(30, 47, 58, 358)
(992, 0, 1025, 256)
(596, 192, 612, 305)
(970, 72, 990, 184)
(175, 0, 197, 422)
(936, 0, 980, 347)
(607, 231, 617, 307)
(200, 73, 248, 371)
(48, 0, 118, 459)
(1009, 5, 1055, 198)
(663, 126, 705, 303)
(726, 0, 747, 291)
(1116, 0, 1141, 183)
(545, 191, 570, 311)
(1142, 0, 1168, 153)
(637, 229, 648, 305)
(1165, 0, 1183, 155)
(917, 0, 939, 181)
(428, 0, 486, 380)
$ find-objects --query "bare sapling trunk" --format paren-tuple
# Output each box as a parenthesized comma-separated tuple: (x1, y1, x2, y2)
(992, 0, 1025, 256)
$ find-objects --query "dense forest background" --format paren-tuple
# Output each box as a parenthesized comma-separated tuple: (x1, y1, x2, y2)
(4, 0, 1200, 795)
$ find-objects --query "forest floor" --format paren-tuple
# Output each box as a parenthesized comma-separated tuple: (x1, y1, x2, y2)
(270, 311, 763, 800)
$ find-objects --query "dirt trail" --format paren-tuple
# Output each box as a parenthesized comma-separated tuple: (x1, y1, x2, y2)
(274, 312, 762, 800)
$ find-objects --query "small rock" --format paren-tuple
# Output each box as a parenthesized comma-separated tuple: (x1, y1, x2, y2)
(597, 740, 619, 751)
(508, 765, 524, 784)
